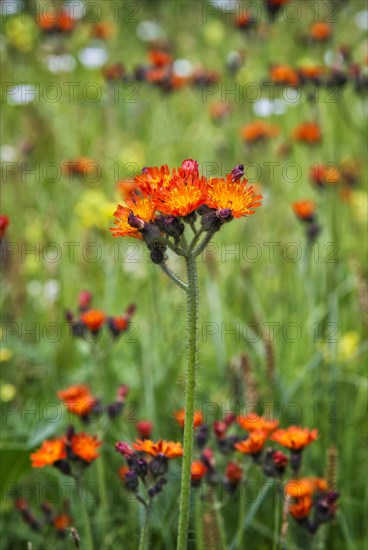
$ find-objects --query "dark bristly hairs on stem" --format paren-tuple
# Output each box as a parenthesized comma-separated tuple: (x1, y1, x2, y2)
(326, 445, 339, 491)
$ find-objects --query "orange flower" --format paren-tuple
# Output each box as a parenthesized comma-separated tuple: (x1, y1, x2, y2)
(118, 465, 130, 480)
(111, 195, 156, 239)
(225, 461, 243, 483)
(71, 433, 102, 463)
(289, 494, 313, 519)
(91, 22, 115, 40)
(205, 176, 262, 219)
(310, 164, 340, 187)
(103, 63, 125, 81)
(53, 514, 72, 531)
(293, 122, 322, 144)
(234, 13, 256, 30)
(209, 102, 232, 121)
(62, 157, 97, 177)
(80, 309, 106, 332)
(241, 121, 279, 143)
(134, 165, 172, 197)
(270, 65, 299, 87)
(310, 22, 332, 41)
(58, 385, 97, 417)
(149, 50, 173, 67)
(133, 439, 183, 459)
(174, 409, 203, 429)
(0, 215, 9, 239)
(31, 439, 66, 468)
(191, 461, 208, 482)
(298, 66, 324, 82)
(292, 200, 316, 221)
(154, 175, 207, 217)
(271, 426, 318, 451)
(235, 431, 268, 455)
(37, 10, 75, 33)
(237, 413, 279, 434)
(285, 478, 328, 499)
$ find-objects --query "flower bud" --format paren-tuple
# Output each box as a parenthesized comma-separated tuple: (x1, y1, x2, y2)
(230, 164, 244, 182)
(128, 212, 145, 230)
(149, 454, 168, 477)
(179, 159, 199, 180)
(136, 421, 153, 439)
(124, 470, 139, 492)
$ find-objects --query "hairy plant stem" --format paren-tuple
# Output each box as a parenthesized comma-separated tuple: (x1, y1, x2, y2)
(193, 229, 218, 257)
(138, 497, 152, 550)
(176, 252, 199, 550)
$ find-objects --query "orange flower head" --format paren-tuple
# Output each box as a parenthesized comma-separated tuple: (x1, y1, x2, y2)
(209, 102, 232, 120)
(285, 478, 328, 499)
(271, 426, 318, 451)
(237, 413, 279, 433)
(0, 215, 9, 239)
(155, 175, 207, 217)
(111, 195, 156, 239)
(290, 494, 313, 519)
(310, 22, 332, 41)
(298, 66, 324, 82)
(292, 200, 316, 222)
(103, 63, 125, 81)
(133, 165, 172, 196)
(293, 122, 322, 144)
(58, 384, 97, 417)
(205, 175, 262, 219)
(149, 49, 173, 67)
(31, 439, 66, 468)
(53, 514, 72, 531)
(71, 433, 102, 463)
(310, 164, 340, 187)
(118, 465, 130, 481)
(270, 65, 299, 87)
(191, 461, 208, 482)
(225, 461, 243, 483)
(133, 439, 183, 459)
(62, 158, 97, 177)
(174, 409, 203, 429)
(241, 121, 279, 142)
(80, 309, 106, 333)
(235, 431, 268, 455)
(91, 22, 115, 40)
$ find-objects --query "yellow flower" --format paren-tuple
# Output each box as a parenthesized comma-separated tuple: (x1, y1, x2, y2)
(0, 383, 16, 402)
(0, 348, 13, 363)
(75, 191, 116, 230)
(339, 332, 360, 361)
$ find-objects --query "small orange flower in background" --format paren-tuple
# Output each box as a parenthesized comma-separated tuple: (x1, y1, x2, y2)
(174, 409, 204, 429)
(191, 461, 208, 482)
(270, 65, 299, 87)
(118, 464, 130, 481)
(209, 102, 232, 121)
(37, 10, 76, 33)
(237, 413, 279, 434)
(31, 439, 66, 468)
(235, 431, 268, 455)
(53, 514, 72, 532)
(80, 309, 106, 333)
(102, 63, 125, 81)
(91, 22, 115, 40)
(234, 13, 256, 30)
(149, 49, 173, 67)
(241, 121, 279, 143)
(71, 433, 102, 463)
(133, 439, 183, 459)
(292, 200, 316, 222)
(62, 157, 98, 178)
(271, 426, 318, 451)
(225, 461, 243, 484)
(310, 22, 332, 42)
(111, 196, 156, 239)
(285, 478, 328, 519)
(310, 163, 340, 187)
(206, 176, 262, 219)
(298, 65, 324, 83)
(293, 121, 322, 144)
(58, 384, 97, 418)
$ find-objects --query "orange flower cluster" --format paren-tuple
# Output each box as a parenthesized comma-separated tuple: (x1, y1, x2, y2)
(111, 160, 262, 248)
(240, 121, 279, 143)
(235, 430, 268, 455)
(58, 384, 97, 418)
(270, 65, 299, 87)
(37, 10, 76, 33)
(31, 430, 102, 469)
(285, 478, 329, 520)
(293, 121, 322, 144)
(133, 439, 183, 459)
(309, 22, 332, 42)
(271, 426, 318, 451)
